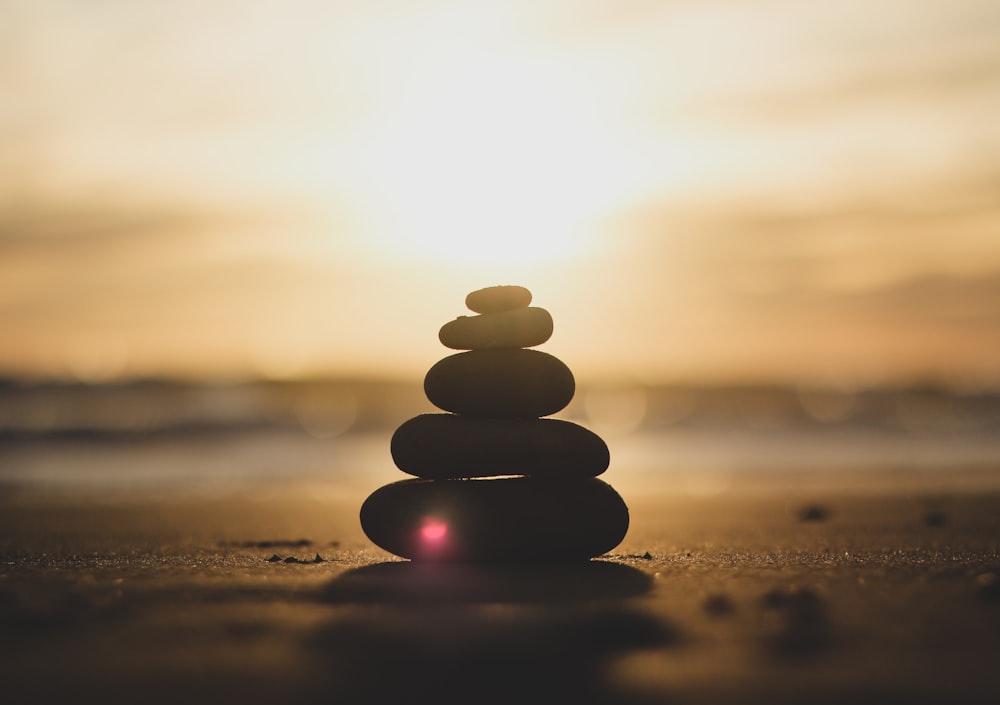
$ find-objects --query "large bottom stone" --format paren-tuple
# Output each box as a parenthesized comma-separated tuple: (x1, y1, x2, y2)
(391, 413, 610, 479)
(360, 477, 629, 562)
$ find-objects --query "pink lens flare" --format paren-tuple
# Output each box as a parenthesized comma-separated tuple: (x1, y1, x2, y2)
(420, 518, 448, 542)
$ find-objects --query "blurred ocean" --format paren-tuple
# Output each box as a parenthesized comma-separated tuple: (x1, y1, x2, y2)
(2, 378, 998, 499)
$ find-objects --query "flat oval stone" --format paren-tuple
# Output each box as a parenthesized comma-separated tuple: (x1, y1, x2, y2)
(438, 307, 553, 350)
(360, 477, 629, 562)
(391, 414, 609, 479)
(424, 349, 575, 418)
(465, 285, 532, 314)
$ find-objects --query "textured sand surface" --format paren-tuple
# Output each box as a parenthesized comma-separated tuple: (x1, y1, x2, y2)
(2, 490, 998, 704)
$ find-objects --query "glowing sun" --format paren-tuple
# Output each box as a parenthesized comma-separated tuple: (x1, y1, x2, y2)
(344, 54, 644, 266)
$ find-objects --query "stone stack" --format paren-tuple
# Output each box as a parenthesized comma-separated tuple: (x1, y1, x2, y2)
(361, 285, 628, 562)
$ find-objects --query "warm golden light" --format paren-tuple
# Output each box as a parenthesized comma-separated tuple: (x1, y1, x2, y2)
(342, 55, 643, 266)
(1, 1, 999, 385)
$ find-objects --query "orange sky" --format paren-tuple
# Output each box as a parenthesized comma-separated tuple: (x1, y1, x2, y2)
(2, 0, 999, 387)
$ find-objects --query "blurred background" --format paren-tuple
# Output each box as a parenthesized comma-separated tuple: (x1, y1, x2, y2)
(2, 0, 999, 499)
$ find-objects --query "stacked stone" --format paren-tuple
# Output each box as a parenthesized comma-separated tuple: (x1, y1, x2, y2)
(360, 285, 629, 562)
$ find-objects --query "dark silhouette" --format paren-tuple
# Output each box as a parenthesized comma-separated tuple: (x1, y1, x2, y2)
(315, 560, 675, 705)
(362, 286, 628, 561)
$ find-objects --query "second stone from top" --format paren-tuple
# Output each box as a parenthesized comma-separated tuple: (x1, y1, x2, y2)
(439, 307, 553, 350)
(465, 285, 532, 314)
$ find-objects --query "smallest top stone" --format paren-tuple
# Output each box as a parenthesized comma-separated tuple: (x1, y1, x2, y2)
(466, 285, 532, 314)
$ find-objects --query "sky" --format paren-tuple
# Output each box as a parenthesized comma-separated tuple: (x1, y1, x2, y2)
(2, 0, 999, 387)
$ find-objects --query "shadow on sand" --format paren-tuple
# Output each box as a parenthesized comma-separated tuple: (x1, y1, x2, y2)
(322, 558, 654, 604)
(307, 560, 677, 705)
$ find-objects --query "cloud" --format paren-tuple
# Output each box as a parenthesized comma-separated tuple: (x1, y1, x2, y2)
(832, 272, 1000, 326)
(618, 168, 1000, 292)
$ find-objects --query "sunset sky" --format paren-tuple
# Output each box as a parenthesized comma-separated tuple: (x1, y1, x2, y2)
(2, 0, 999, 387)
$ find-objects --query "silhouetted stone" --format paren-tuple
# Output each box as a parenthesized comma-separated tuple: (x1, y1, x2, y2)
(391, 413, 609, 479)
(465, 285, 532, 314)
(424, 349, 575, 418)
(360, 477, 629, 562)
(439, 307, 553, 350)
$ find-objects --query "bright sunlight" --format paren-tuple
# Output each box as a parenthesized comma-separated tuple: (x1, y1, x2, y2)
(341, 52, 647, 266)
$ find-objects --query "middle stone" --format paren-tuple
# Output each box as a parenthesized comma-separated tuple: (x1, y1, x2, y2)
(424, 348, 575, 418)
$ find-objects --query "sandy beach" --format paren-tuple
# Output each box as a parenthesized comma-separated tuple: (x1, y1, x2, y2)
(2, 481, 998, 704)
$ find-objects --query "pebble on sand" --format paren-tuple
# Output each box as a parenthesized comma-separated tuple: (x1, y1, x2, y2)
(975, 572, 1000, 602)
(798, 505, 830, 522)
(360, 477, 629, 562)
(924, 511, 947, 527)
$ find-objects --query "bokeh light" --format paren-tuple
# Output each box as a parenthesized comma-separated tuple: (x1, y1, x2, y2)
(421, 518, 449, 543)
